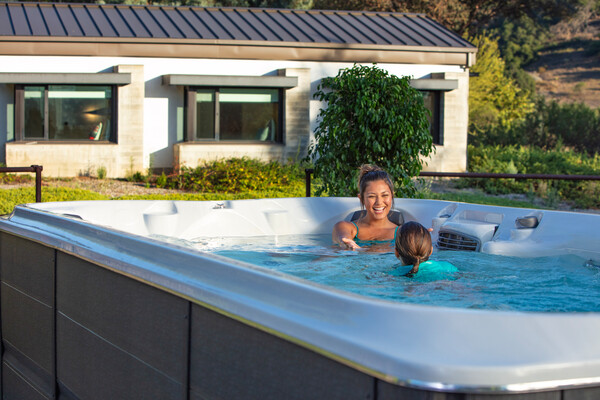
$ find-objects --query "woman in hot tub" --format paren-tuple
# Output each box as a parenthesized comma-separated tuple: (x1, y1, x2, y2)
(332, 164, 399, 250)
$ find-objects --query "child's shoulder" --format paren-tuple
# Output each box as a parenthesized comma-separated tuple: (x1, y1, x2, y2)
(389, 259, 458, 281)
(420, 260, 458, 274)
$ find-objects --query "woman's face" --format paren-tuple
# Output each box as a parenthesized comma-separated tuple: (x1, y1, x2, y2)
(360, 179, 392, 220)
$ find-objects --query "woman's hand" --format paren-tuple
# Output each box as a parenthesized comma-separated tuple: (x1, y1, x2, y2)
(332, 221, 360, 250)
(340, 237, 361, 250)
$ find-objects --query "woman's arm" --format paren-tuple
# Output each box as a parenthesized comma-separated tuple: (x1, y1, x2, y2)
(332, 221, 360, 250)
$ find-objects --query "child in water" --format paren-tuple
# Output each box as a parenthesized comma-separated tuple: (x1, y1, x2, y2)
(394, 221, 457, 278)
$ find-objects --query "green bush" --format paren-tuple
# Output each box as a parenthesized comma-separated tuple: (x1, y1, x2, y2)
(97, 166, 107, 180)
(161, 158, 304, 193)
(470, 97, 600, 154)
(0, 173, 33, 184)
(307, 64, 433, 197)
(464, 145, 600, 208)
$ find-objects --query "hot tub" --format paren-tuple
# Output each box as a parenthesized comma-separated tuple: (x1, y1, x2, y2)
(1, 197, 599, 399)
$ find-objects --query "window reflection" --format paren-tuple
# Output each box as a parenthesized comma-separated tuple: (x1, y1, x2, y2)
(24, 86, 44, 139)
(192, 87, 280, 142)
(219, 88, 278, 141)
(23, 85, 113, 141)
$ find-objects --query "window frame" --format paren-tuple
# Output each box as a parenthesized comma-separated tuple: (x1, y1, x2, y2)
(419, 89, 443, 146)
(184, 86, 284, 144)
(14, 84, 118, 143)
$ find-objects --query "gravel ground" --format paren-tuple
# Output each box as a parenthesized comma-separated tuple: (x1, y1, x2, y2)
(44, 177, 182, 197)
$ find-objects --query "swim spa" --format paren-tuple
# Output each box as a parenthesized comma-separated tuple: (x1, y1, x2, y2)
(0, 197, 599, 399)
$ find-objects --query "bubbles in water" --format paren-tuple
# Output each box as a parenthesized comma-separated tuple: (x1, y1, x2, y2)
(585, 259, 600, 269)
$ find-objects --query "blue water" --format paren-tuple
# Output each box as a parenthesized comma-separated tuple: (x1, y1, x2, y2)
(190, 234, 600, 313)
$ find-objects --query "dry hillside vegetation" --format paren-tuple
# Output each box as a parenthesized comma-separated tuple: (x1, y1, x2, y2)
(527, 16, 600, 108)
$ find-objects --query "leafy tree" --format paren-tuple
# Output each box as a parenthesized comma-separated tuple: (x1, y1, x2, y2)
(307, 64, 433, 197)
(313, 0, 582, 37)
(487, 15, 547, 93)
(468, 35, 533, 137)
(312, 0, 392, 11)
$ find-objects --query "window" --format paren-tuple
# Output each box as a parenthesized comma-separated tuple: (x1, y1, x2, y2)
(421, 90, 442, 145)
(15, 85, 115, 141)
(186, 87, 282, 143)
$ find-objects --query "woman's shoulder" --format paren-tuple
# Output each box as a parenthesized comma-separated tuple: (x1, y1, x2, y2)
(333, 220, 357, 230)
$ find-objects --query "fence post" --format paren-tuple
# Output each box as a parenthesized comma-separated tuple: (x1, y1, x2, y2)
(32, 165, 43, 203)
(305, 168, 313, 197)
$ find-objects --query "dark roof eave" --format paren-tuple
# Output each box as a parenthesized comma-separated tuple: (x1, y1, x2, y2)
(0, 37, 477, 67)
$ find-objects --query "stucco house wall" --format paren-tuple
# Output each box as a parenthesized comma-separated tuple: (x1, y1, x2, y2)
(0, 57, 469, 177)
(0, 3, 475, 178)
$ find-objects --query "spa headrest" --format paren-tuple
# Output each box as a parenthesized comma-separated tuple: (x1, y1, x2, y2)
(350, 210, 404, 226)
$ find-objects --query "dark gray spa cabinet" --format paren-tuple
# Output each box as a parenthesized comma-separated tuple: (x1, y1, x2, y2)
(0, 201, 599, 400)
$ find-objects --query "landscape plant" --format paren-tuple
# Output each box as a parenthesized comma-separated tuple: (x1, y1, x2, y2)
(307, 64, 433, 198)
(97, 166, 107, 180)
(470, 97, 600, 154)
(151, 157, 305, 194)
(462, 145, 600, 208)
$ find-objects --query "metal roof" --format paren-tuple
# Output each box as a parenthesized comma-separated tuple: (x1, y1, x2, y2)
(0, 2, 473, 49)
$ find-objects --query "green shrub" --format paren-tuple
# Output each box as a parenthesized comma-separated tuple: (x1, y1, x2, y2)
(155, 171, 168, 188)
(307, 64, 433, 197)
(471, 97, 600, 154)
(97, 166, 107, 180)
(0, 172, 33, 184)
(162, 158, 304, 193)
(128, 171, 147, 183)
(464, 145, 600, 208)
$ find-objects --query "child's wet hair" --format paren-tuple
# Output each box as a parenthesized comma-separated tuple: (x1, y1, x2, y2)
(395, 221, 432, 275)
(357, 164, 394, 206)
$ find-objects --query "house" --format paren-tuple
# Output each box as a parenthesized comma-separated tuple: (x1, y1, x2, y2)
(0, 2, 476, 177)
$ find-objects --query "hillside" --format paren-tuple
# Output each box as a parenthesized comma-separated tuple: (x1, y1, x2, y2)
(526, 16, 600, 108)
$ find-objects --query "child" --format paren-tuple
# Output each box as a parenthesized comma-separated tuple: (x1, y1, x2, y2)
(394, 221, 457, 278)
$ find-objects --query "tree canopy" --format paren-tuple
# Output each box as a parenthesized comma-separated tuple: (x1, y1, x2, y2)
(307, 64, 433, 197)
(468, 34, 534, 134)
(313, 0, 583, 36)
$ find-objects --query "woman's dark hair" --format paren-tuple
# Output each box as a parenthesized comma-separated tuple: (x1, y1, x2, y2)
(357, 164, 394, 207)
(395, 221, 432, 275)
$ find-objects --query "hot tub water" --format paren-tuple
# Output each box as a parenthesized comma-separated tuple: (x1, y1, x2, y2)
(188, 234, 600, 313)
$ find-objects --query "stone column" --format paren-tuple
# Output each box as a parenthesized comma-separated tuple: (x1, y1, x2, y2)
(425, 71, 469, 172)
(115, 65, 145, 177)
(278, 68, 311, 162)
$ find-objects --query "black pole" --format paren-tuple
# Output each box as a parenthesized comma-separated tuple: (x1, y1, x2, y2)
(33, 165, 43, 202)
(0, 165, 43, 203)
(305, 168, 313, 197)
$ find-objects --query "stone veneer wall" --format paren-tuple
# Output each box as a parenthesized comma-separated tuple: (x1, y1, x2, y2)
(114, 65, 145, 177)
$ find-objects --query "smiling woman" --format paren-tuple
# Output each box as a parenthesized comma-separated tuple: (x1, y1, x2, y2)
(331, 164, 400, 250)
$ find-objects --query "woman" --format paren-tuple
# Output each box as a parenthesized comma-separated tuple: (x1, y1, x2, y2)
(332, 164, 399, 250)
